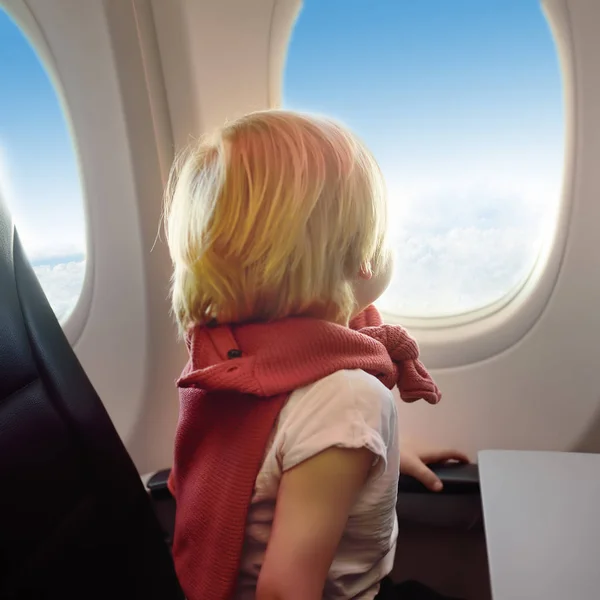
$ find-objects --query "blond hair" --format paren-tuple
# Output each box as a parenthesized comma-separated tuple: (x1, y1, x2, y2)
(164, 109, 389, 334)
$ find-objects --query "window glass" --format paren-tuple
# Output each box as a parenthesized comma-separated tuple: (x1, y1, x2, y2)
(0, 8, 86, 322)
(284, 0, 564, 317)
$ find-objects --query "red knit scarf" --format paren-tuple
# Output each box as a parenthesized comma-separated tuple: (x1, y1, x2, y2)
(168, 306, 441, 600)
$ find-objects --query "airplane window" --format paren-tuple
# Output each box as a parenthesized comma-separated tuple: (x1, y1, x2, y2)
(0, 8, 86, 323)
(283, 0, 564, 318)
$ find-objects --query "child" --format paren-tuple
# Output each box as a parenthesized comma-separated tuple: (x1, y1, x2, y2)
(164, 110, 442, 600)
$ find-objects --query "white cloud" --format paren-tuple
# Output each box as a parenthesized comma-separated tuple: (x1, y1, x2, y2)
(25, 243, 86, 264)
(33, 260, 86, 322)
(378, 182, 560, 316)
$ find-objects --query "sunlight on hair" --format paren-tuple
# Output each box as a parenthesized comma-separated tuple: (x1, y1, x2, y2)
(164, 110, 390, 334)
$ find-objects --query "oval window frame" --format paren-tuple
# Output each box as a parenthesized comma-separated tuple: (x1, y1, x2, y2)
(277, 0, 574, 368)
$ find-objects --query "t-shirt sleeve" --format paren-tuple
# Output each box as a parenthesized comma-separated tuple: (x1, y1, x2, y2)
(277, 369, 397, 481)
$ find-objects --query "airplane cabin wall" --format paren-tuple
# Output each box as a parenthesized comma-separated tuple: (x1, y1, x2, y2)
(3, 0, 600, 474)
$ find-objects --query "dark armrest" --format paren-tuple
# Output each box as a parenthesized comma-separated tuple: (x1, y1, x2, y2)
(398, 462, 480, 494)
(148, 463, 480, 498)
(146, 469, 176, 547)
(147, 468, 173, 499)
(147, 463, 481, 537)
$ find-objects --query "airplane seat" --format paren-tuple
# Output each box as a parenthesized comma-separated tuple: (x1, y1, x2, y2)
(0, 194, 184, 599)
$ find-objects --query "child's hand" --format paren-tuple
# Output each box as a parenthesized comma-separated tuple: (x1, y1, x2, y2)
(400, 443, 469, 492)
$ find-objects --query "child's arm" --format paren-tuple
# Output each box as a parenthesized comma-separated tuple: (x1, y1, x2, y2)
(256, 446, 374, 600)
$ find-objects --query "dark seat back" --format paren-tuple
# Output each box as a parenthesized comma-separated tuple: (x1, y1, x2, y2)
(0, 195, 183, 599)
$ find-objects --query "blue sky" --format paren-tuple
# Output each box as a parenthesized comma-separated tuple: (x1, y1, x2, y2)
(0, 8, 84, 264)
(0, 1, 563, 320)
(284, 0, 564, 316)
(284, 0, 562, 186)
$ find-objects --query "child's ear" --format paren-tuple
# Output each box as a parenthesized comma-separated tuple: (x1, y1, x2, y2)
(358, 261, 373, 280)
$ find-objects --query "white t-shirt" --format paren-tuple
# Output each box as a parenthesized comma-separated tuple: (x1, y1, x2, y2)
(235, 369, 400, 600)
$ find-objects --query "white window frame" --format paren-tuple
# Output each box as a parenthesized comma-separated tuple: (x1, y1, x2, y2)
(281, 0, 574, 369)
